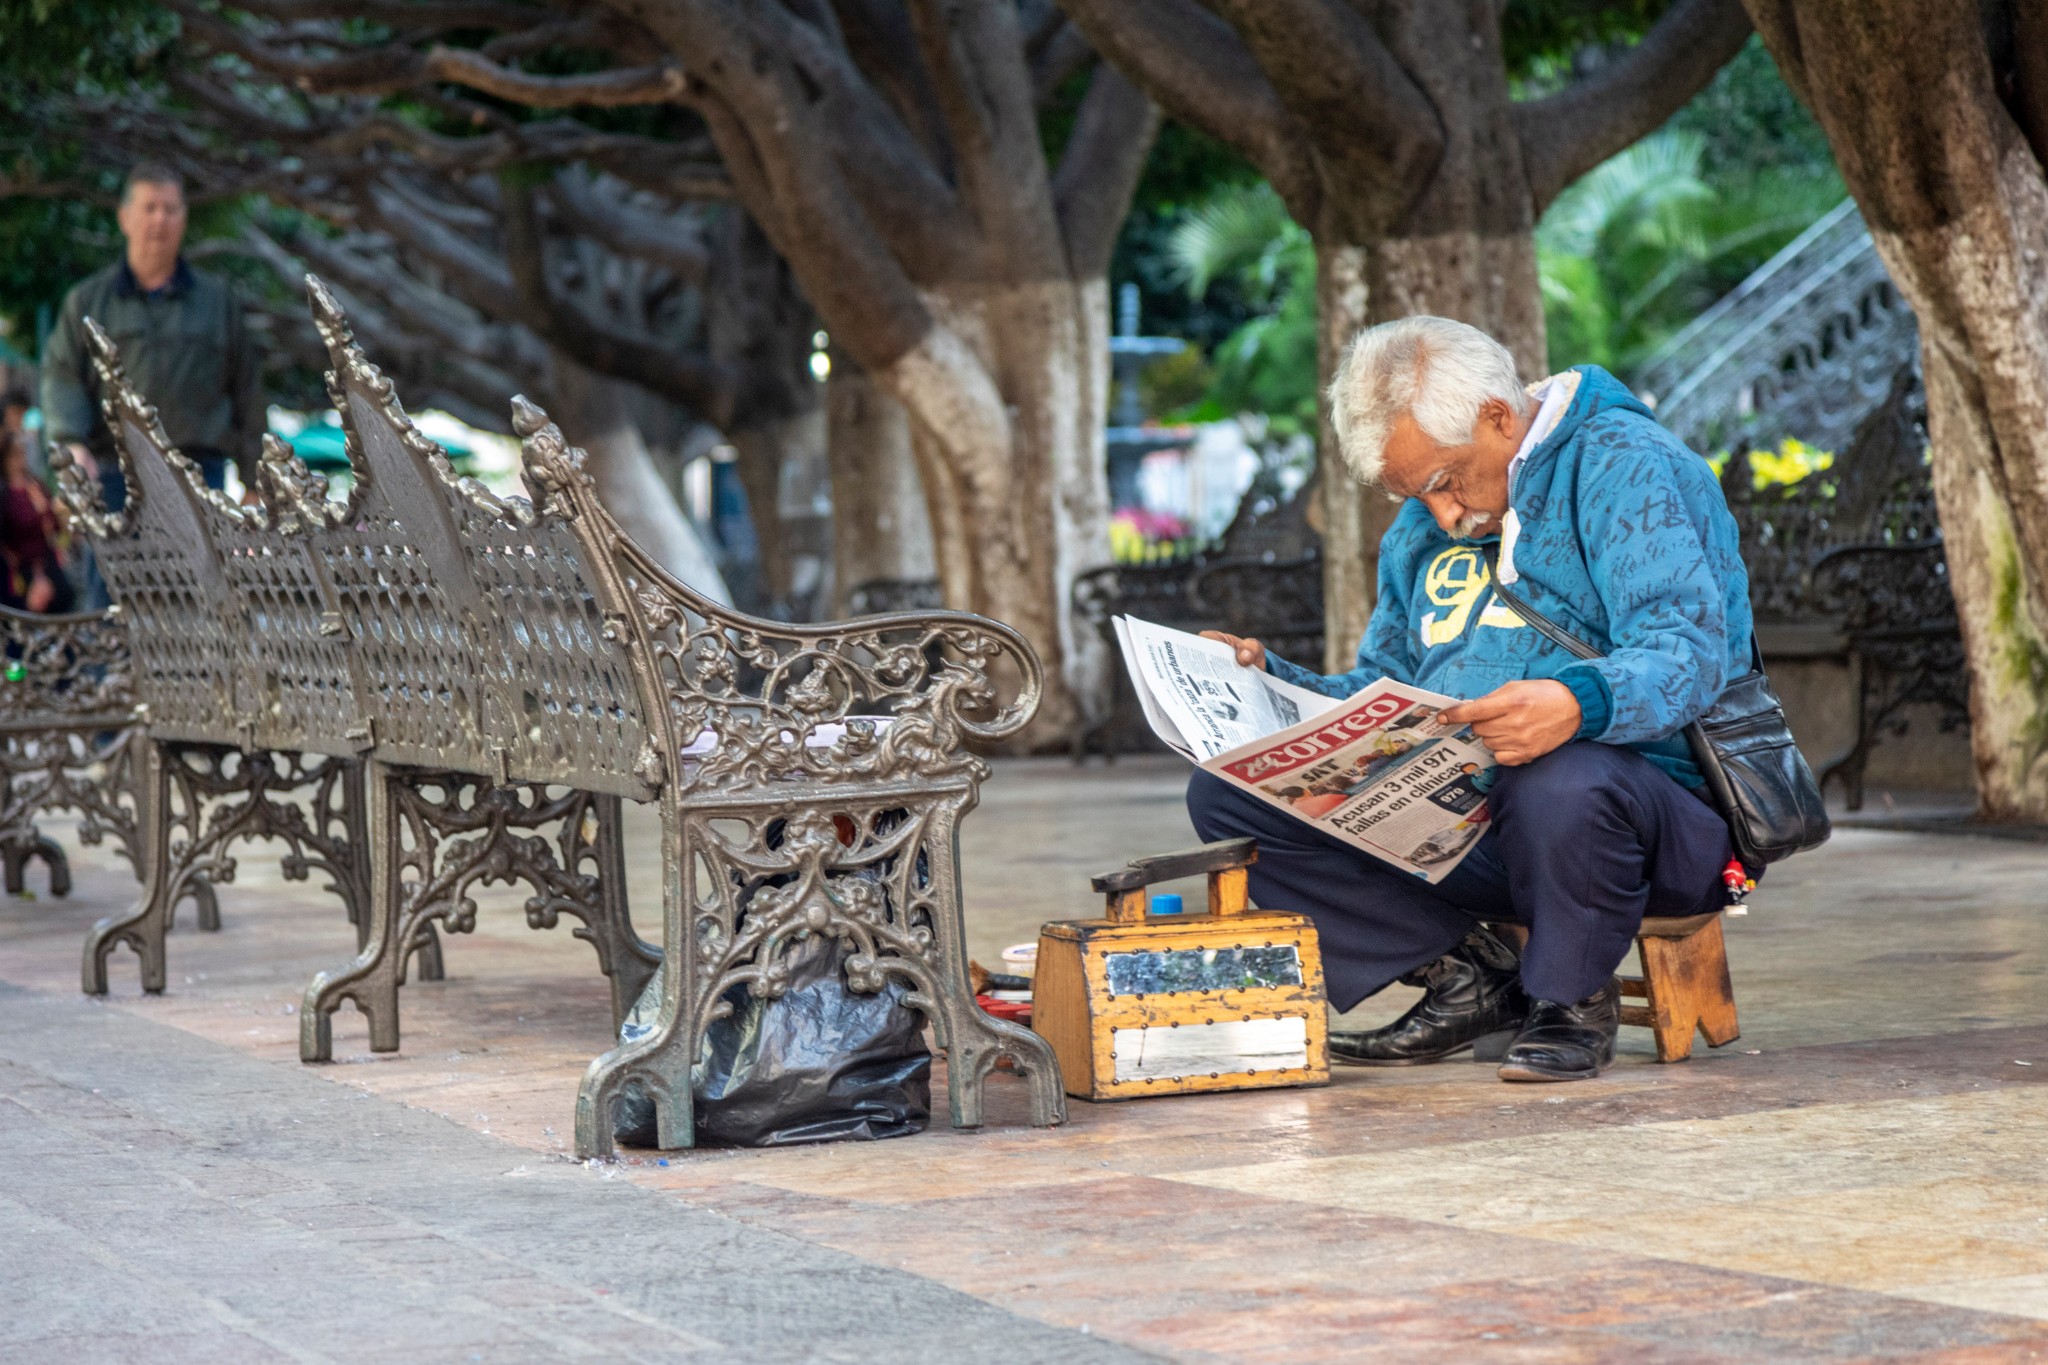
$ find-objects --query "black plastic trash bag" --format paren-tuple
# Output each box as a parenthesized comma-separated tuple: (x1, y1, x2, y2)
(614, 932, 931, 1148)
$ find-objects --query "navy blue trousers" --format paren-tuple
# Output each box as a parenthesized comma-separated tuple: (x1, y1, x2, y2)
(1188, 741, 1734, 1008)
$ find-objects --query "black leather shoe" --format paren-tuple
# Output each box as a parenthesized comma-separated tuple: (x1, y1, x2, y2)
(1497, 981, 1621, 1082)
(1330, 928, 1530, 1066)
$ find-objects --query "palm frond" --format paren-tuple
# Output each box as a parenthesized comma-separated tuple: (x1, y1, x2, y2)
(1166, 182, 1308, 302)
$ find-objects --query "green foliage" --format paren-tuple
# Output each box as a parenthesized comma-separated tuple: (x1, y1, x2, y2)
(0, 0, 174, 344)
(1105, 119, 1265, 353)
(1666, 36, 1837, 181)
(1162, 182, 1317, 432)
(1537, 35, 1845, 375)
(1137, 346, 1213, 416)
(1167, 181, 1308, 305)
(1503, 0, 1670, 80)
(0, 0, 170, 94)
(1538, 127, 1845, 375)
(0, 199, 117, 354)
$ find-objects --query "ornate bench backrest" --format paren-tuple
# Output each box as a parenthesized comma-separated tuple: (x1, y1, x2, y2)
(68, 327, 246, 747)
(308, 281, 653, 797)
(80, 325, 366, 757)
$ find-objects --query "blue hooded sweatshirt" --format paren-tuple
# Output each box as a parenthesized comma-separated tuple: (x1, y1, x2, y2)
(1264, 365, 1753, 789)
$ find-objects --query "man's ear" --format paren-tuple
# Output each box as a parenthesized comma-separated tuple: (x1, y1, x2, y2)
(1481, 396, 1516, 439)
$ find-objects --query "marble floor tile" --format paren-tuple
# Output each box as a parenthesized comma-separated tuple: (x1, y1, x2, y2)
(7, 762, 2048, 1362)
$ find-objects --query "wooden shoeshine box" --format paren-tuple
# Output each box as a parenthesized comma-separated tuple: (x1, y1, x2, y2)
(1031, 838, 1329, 1101)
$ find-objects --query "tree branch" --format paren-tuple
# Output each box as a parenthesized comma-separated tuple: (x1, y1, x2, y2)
(903, 0, 1061, 271)
(1519, 0, 1754, 215)
(2006, 0, 2048, 173)
(240, 222, 532, 416)
(422, 45, 687, 108)
(1031, 21, 1094, 106)
(1205, 0, 1443, 227)
(829, 0, 954, 171)
(1056, 0, 1317, 213)
(1053, 63, 1158, 278)
(607, 0, 944, 367)
(220, 0, 549, 31)
(497, 175, 732, 416)
(171, 1, 683, 107)
(546, 172, 711, 283)
(310, 112, 730, 199)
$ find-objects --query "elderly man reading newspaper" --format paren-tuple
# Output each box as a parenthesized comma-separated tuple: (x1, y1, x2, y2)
(1190, 317, 1753, 1082)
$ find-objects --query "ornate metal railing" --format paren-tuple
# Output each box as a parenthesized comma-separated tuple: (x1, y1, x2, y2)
(1632, 201, 1921, 460)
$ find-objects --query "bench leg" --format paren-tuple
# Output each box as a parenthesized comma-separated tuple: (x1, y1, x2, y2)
(1633, 916, 1739, 1062)
(919, 806, 1065, 1132)
(2, 830, 69, 899)
(577, 795, 695, 1159)
(579, 794, 659, 1030)
(83, 738, 174, 995)
(302, 762, 407, 1061)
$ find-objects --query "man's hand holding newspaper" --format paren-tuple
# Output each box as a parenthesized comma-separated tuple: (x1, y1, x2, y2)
(1116, 617, 1503, 884)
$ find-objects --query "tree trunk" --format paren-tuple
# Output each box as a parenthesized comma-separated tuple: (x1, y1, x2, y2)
(1747, 0, 2048, 820)
(542, 363, 733, 607)
(1315, 242, 1376, 673)
(1311, 3, 1547, 671)
(825, 358, 935, 613)
(728, 407, 828, 616)
(1313, 236, 1546, 671)
(877, 278, 1113, 744)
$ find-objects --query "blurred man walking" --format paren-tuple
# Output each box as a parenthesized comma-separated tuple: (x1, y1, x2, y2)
(39, 163, 262, 526)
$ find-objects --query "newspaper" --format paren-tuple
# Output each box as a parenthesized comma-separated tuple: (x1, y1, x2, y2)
(1115, 616, 1501, 883)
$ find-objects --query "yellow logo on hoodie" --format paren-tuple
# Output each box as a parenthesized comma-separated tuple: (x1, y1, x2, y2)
(1419, 546, 1526, 647)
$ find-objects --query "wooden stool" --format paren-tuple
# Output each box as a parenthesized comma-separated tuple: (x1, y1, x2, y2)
(1618, 911, 1740, 1062)
(1490, 914, 1740, 1062)
(1032, 838, 1329, 1101)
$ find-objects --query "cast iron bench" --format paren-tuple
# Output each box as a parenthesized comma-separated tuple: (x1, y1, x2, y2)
(73, 278, 1064, 1155)
(0, 605, 144, 898)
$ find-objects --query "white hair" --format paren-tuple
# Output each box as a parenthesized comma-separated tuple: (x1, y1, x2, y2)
(1326, 316, 1531, 485)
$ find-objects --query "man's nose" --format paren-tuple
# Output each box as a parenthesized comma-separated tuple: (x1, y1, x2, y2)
(1423, 494, 1465, 534)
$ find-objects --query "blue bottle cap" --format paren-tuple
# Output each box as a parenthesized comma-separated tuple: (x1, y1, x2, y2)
(1150, 892, 1184, 915)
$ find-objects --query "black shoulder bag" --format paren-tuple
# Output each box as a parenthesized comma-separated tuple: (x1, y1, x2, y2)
(1481, 545, 1830, 868)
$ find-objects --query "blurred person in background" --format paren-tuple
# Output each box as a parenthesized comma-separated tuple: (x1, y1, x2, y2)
(1, 392, 41, 478)
(39, 163, 262, 604)
(0, 429, 73, 615)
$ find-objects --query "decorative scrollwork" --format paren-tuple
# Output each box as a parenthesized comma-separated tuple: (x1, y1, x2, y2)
(387, 775, 650, 1003)
(688, 806, 942, 1037)
(0, 726, 141, 897)
(159, 746, 366, 919)
(0, 604, 143, 898)
(510, 399, 1042, 796)
(75, 280, 1058, 1153)
(0, 606, 135, 728)
(300, 769, 652, 1061)
(83, 741, 367, 996)
(1810, 543, 1970, 810)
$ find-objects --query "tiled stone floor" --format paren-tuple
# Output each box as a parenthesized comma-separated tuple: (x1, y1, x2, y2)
(4, 755, 2048, 1361)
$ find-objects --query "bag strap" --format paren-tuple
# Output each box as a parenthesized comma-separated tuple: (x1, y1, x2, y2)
(1480, 543, 1602, 661)
(1480, 542, 1765, 675)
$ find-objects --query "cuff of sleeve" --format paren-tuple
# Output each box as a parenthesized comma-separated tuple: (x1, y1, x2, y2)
(1261, 651, 1308, 685)
(1559, 665, 1613, 740)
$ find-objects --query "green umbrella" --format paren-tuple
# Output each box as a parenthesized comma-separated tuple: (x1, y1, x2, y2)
(284, 424, 472, 473)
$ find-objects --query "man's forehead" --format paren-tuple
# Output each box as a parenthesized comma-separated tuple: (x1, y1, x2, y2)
(1381, 441, 1449, 499)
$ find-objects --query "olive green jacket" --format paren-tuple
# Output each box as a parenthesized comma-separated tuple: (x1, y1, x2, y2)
(39, 258, 262, 484)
